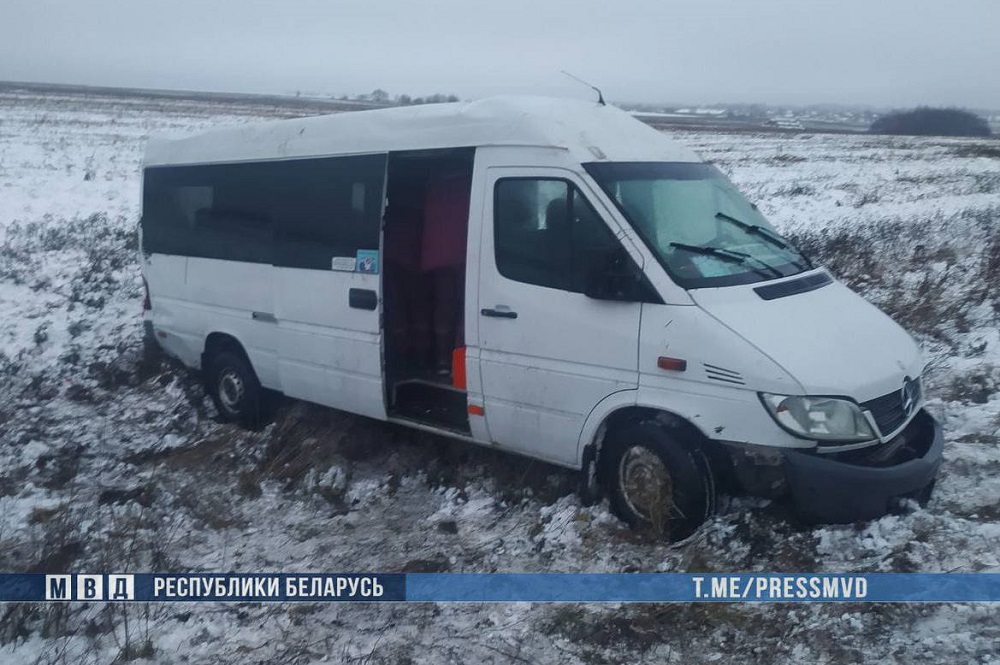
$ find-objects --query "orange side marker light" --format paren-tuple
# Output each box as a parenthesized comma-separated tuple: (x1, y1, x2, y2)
(657, 356, 687, 372)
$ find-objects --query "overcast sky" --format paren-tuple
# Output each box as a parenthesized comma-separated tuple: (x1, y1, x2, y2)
(2, 0, 998, 109)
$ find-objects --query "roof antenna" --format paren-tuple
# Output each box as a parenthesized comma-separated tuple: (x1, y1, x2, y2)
(561, 70, 605, 106)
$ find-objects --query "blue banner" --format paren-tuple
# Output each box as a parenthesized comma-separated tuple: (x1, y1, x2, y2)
(2, 573, 999, 603)
(407, 573, 1000, 602)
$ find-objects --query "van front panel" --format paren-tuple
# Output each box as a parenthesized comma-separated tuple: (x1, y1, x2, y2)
(475, 164, 644, 466)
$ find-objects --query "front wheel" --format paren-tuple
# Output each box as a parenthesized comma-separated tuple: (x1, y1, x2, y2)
(207, 350, 263, 429)
(600, 421, 715, 541)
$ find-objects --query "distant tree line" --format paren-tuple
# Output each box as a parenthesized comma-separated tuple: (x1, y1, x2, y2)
(870, 107, 991, 137)
(339, 89, 460, 106)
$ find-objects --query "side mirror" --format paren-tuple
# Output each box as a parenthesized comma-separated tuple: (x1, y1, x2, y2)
(583, 249, 645, 302)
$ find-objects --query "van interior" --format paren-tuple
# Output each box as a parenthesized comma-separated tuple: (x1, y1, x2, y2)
(383, 148, 475, 433)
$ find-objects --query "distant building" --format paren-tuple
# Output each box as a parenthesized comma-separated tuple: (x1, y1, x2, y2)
(766, 118, 805, 130)
(675, 108, 728, 116)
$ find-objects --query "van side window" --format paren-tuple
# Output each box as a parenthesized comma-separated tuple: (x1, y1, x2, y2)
(272, 155, 386, 270)
(142, 166, 274, 264)
(141, 154, 386, 269)
(494, 178, 620, 293)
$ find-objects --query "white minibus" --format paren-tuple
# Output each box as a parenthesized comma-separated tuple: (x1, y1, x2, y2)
(140, 97, 942, 540)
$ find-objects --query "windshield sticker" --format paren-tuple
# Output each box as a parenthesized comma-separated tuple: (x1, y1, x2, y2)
(356, 249, 379, 274)
(331, 256, 357, 272)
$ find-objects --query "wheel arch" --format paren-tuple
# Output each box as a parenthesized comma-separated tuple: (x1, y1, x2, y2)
(578, 401, 733, 490)
(201, 332, 253, 375)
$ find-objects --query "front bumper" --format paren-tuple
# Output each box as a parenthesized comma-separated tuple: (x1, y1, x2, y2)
(725, 409, 943, 523)
(782, 409, 943, 523)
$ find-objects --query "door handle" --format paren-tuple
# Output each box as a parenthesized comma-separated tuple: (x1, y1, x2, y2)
(481, 308, 517, 319)
(349, 288, 378, 310)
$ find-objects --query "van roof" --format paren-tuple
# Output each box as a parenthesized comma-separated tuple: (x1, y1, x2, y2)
(144, 96, 701, 167)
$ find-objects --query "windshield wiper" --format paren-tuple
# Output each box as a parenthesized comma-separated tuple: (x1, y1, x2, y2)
(669, 242, 781, 280)
(717, 247, 785, 279)
(715, 212, 814, 270)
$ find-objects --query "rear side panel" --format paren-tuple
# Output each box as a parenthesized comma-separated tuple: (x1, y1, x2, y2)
(141, 154, 388, 419)
(145, 255, 278, 387)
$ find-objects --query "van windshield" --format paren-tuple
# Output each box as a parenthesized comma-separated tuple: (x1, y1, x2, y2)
(584, 162, 811, 289)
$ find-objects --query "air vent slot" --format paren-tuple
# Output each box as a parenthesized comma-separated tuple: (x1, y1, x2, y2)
(754, 271, 832, 301)
(703, 363, 745, 385)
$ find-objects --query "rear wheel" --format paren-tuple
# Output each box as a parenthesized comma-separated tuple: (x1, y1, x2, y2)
(207, 350, 263, 429)
(600, 421, 715, 541)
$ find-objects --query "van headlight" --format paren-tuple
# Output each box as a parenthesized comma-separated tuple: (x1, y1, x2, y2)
(758, 393, 876, 442)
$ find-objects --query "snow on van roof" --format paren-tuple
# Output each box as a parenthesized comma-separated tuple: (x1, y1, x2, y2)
(144, 96, 701, 167)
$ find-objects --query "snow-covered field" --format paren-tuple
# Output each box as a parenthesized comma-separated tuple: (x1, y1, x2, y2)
(1, 88, 998, 664)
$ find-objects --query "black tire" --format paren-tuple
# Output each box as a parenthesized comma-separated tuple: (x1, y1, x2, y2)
(599, 421, 715, 541)
(206, 350, 263, 429)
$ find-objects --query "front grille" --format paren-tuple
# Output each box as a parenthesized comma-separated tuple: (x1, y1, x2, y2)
(824, 410, 933, 467)
(862, 378, 921, 436)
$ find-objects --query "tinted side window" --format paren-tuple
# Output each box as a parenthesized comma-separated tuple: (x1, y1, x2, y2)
(272, 155, 386, 270)
(141, 154, 386, 268)
(494, 178, 620, 293)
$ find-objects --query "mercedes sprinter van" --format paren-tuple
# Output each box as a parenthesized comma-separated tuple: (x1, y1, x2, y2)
(140, 97, 943, 540)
